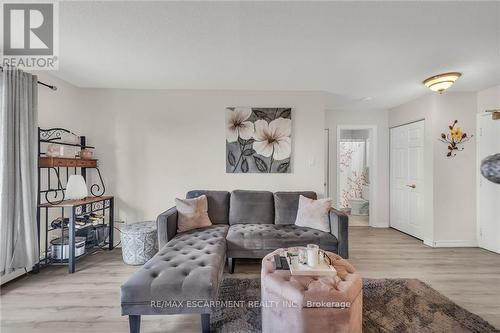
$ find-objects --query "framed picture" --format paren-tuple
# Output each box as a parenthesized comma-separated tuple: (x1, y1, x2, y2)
(226, 107, 292, 173)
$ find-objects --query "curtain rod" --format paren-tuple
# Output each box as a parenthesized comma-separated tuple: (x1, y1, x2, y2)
(0, 65, 57, 91)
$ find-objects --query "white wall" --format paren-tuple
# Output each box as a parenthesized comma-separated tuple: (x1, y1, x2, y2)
(389, 92, 478, 246)
(325, 109, 390, 227)
(477, 85, 500, 112)
(37, 73, 89, 130)
(76, 89, 326, 223)
(431, 93, 477, 245)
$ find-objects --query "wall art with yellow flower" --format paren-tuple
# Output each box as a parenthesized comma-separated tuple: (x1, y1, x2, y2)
(439, 120, 473, 157)
(226, 107, 292, 173)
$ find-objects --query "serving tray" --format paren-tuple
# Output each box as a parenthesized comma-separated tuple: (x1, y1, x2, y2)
(285, 252, 337, 276)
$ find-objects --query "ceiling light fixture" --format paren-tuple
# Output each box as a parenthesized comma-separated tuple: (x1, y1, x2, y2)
(423, 72, 462, 93)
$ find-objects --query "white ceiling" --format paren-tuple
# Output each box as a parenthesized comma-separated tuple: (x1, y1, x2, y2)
(54, 1, 500, 110)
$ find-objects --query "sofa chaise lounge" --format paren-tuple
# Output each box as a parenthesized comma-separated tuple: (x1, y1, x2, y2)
(121, 190, 348, 333)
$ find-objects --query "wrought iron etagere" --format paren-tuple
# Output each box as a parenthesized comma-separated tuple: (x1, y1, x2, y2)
(36, 127, 114, 273)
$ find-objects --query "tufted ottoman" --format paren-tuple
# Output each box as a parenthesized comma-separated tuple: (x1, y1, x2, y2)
(261, 249, 362, 333)
(121, 225, 229, 333)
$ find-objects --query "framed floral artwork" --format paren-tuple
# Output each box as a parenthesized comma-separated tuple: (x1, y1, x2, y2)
(226, 107, 292, 173)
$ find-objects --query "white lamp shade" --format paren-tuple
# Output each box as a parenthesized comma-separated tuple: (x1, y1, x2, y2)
(423, 72, 461, 93)
(66, 175, 88, 200)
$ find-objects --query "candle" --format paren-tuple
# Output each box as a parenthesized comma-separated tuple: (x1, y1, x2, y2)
(307, 244, 319, 267)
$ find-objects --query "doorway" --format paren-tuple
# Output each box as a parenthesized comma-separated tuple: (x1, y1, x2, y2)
(336, 126, 376, 227)
(390, 120, 425, 239)
(476, 113, 500, 254)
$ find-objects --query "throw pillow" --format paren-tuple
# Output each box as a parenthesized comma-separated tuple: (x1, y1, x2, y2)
(176, 195, 212, 232)
(294, 195, 332, 232)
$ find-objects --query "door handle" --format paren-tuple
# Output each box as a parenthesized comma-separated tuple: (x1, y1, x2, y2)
(406, 184, 416, 189)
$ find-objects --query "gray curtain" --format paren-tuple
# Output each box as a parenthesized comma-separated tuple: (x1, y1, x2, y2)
(0, 68, 39, 276)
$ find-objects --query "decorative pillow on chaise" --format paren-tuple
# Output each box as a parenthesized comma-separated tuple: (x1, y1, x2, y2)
(175, 195, 212, 232)
(294, 195, 332, 232)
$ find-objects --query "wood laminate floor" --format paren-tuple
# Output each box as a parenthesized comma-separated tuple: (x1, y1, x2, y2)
(1, 227, 499, 332)
(347, 214, 369, 227)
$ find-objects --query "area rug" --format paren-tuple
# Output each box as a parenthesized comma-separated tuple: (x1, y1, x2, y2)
(210, 277, 499, 333)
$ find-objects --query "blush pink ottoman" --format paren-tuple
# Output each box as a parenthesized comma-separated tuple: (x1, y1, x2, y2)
(261, 249, 362, 333)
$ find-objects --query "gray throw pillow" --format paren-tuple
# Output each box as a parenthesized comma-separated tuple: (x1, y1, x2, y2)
(175, 195, 212, 232)
(294, 195, 332, 232)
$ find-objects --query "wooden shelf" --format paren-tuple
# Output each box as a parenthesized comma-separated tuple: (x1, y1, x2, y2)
(39, 195, 113, 208)
(39, 157, 97, 168)
(37, 128, 114, 273)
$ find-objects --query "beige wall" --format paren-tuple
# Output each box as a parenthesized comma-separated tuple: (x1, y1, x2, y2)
(34, 76, 391, 229)
(389, 92, 478, 246)
(76, 89, 327, 223)
(325, 109, 390, 227)
(33, 73, 497, 247)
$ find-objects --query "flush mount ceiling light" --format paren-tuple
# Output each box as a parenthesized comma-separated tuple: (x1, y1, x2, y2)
(423, 72, 462, 93)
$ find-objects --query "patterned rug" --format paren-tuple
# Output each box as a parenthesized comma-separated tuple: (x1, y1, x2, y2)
(210, 277, 499, 333)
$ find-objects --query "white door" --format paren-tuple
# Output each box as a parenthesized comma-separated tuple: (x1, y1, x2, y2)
(390, 121, 425, 239)
(477, 114, 500, 253)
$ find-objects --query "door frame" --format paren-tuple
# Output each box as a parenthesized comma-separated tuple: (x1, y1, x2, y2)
(389, 119, 425, 239)
(476, 112, 498, 252)
(476, 113, 485, 248)
(336, 125, 377, 227)
(324, 129, 330, 197)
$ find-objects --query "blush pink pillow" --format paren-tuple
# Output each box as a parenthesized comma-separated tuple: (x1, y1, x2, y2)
(294, 195, 332, 232)
(175, 195, 212, 232)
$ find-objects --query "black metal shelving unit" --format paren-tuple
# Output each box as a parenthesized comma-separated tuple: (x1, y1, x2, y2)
(36, 127, 114, 273)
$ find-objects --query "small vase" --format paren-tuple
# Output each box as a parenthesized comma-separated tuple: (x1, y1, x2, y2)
(79, 149, 93, 160)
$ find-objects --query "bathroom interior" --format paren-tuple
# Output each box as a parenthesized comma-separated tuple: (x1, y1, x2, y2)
(337, 128, 371, 227)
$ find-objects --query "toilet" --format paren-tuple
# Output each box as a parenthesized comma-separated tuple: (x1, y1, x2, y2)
(349, 185, 369, 215)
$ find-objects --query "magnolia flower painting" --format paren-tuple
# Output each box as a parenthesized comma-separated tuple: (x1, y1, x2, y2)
(226, 107, 292, 173)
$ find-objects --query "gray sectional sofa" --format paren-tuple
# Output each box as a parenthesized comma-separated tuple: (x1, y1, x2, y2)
(121, 190, 348, 333)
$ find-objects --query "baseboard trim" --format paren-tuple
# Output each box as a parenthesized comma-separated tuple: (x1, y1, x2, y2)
(423, 238, 434, 247)
(424, 239, 478, 248)
(0, 268, 28, 285)
(369, 223, 390, 228)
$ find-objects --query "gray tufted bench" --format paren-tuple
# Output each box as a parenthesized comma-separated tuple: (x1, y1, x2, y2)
(121, 190, 348, 333)
(121, 225, 228, 333)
